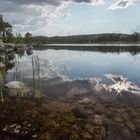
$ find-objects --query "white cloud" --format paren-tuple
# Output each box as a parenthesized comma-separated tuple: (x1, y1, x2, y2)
(0, 0, 105, 35)
(109, 0, 136, 10)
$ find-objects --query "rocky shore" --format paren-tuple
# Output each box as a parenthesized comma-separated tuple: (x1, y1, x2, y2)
(0, 42, 33, 54)
(0, 94, 140, 140)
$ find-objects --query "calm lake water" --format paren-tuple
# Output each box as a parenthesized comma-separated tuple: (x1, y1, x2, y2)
(6, 48, 140, 87)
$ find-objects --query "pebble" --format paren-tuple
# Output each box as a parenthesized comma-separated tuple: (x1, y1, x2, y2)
(84, 124, 94, 134)
(82, 131, 92, 139)
(125, 121, 136, 131)
(100, 126, 106, 138)
(94, 115, 103, 126)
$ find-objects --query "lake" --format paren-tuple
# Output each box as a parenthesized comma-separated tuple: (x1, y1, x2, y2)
(0, 45, 140, 102)
(6, 48, 140, 86)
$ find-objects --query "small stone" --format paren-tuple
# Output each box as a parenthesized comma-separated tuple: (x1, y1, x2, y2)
(9, 124, 17, 128)
(65, 115, 76, 123)
(125, 121, 136, 131)
(133, 118, 140, 129)
(94, 115, 103, 126)
(122, 113, 130, 121)
(82, 132, 92, 139)
(61, 122, 71, 127)
(122, 127, 131, 138)
(100, 126, 106, 138)
(24, 121, 28, 124)
(27, 124, 31, 127)
(95, 103, 106, 113)
(86, 110, 94, 115)
(70, 134, 80, 140)
(94, 134, 102, 140)
(71, 125, 81, 131)
(62, 127, 70, 133)
(72, 107, 89, 118)
(84, 124, 94, 134)
(113, 115, 123, 123)
(14, 129, 20, 134)
(130, 110, 139, 116)
(116, 108, 126, 113)
(15, 125, 21, 130)
(94, 126, 100, 134)
(3, 127, 8, 131)
(49, 114, 57, 119)
(24, 131, 28, 134)
(32, 135, 37, 138)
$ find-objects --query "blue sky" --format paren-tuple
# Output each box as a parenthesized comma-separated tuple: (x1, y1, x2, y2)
(0, 0, 140, 36)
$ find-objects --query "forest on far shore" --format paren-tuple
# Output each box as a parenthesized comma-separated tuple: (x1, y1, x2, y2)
(32, 33, 140, 44)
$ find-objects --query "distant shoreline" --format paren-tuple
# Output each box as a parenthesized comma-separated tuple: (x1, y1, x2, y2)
(42, 43, 140, 47)
(33, 43, 140, 54)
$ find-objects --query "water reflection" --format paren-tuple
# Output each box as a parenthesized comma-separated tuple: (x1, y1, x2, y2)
(0, 52, 15, 83)
(0, 49, 33, 82)
(34, 45, 140, 56)
(1, 46, 140, 87)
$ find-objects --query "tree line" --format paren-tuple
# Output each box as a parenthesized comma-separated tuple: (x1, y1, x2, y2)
(32, 33, 140, 44)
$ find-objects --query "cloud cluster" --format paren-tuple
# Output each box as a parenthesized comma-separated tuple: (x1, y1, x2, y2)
(0, 0, 105, 35)
(109, 0, 136, 10)
(0, 0, 137, 35)
(0, 0, 104, 7)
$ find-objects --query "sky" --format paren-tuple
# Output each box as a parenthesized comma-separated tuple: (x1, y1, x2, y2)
(0, 0, 140, 36)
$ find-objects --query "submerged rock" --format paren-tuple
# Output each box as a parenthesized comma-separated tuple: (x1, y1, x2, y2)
(94, 115, 104, 126)
(5, 81, 25, 89)
(5, 81, 29, 97)
(84, 124, 94, 134)
(72, 106, 91, 119)
(82, 131, 92, 139)
(100, 126, 106, 138)
(125, 121, 136, 131)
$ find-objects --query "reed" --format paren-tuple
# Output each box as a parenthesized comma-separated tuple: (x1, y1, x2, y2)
(14, 55, 21, 81)
(32, 55, 42, 99)
(13, 55, 28, 99)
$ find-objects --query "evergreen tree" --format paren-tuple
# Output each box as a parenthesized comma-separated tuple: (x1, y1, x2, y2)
(0, 14, 13, 43)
